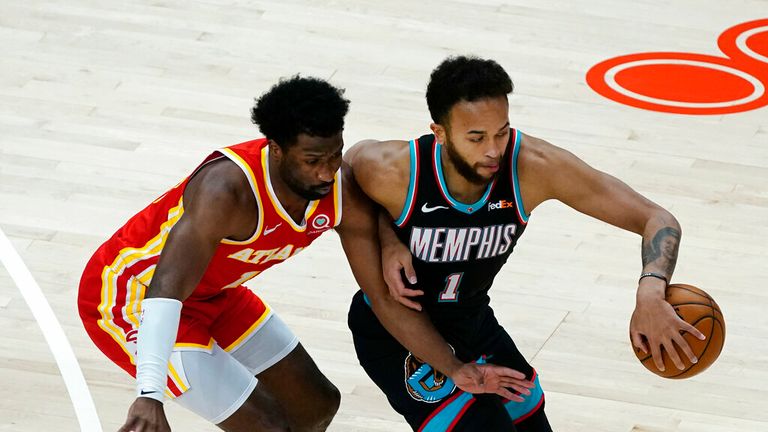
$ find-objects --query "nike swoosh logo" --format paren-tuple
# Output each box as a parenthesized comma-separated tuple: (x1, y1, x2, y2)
(421, 203, 449, 213)
(263, 223, 282, 235)
(140, 390, 158, 395)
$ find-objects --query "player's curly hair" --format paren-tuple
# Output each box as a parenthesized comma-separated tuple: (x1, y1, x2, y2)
(251, 76, 350, 148)
(426, 56, 513, 125)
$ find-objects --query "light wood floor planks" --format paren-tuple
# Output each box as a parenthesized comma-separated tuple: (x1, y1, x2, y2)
(1, 1, 766, 431)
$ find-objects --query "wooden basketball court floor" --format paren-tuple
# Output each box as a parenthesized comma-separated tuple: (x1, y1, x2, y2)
(1, 1, 766, 430)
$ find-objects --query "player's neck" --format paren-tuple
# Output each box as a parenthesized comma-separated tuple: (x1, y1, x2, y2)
(267, 157, 310, 224)
(439, 146, 489, 204)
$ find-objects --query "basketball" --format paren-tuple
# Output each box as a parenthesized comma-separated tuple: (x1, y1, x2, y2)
(634, 284, 725, 379)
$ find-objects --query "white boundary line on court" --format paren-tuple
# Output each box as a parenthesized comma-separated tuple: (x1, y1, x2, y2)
(0, 227, 103, 432)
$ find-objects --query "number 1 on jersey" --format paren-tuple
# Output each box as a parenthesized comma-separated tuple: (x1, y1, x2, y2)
(439, 272, 463, 302)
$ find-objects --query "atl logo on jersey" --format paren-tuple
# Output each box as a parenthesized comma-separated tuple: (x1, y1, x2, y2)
(488, 199, 514, 211)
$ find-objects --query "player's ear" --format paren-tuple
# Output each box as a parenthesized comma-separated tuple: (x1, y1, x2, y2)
(430, 123, 447, 145)
(268, 139, 284, 160)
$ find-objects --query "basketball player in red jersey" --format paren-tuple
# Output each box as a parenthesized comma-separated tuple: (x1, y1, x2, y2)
(343, 56, 708, 431)
(78, 76, 385, 432)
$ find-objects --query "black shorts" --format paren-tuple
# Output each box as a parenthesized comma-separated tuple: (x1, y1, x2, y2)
(348, 290, 551, 432)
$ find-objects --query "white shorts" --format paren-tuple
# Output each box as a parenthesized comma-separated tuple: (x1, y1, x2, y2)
(172, 313, 299, 424)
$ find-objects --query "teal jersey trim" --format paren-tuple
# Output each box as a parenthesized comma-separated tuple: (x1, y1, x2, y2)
(395, 139, 419, 226)
(434, 143, 495, 215)
(510, 130, 529, 223)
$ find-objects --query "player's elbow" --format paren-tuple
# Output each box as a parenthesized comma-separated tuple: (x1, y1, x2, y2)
(645, 206, 682, 236)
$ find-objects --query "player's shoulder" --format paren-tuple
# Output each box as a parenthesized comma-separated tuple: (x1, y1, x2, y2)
(185, 157, 253, 210)
(345, 139, 411, 185)
(518, 132, 572, 170)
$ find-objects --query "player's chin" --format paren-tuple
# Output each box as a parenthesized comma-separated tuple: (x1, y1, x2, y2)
(306, 185, 333, 199)
(475, 168, 499, 182)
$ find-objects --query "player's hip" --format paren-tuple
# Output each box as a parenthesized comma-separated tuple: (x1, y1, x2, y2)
(348, 290, 506, 359)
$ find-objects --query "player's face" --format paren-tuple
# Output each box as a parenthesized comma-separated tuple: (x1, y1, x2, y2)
(275, 132, 344, 200)
(433, 96, 511, 185)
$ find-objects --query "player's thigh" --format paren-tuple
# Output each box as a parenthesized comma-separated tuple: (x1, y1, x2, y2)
(476, 319, 549, 429)
(217, 381, 290, 432)
(446, 394, 551, 432)
(449, 394, 517, 432)
(172, 345, 285, 430)
(349, 291, 455, 429)
(230, 314, 340, 424)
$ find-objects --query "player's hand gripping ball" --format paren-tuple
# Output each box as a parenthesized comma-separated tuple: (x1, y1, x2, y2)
(634, 284, 725, 378)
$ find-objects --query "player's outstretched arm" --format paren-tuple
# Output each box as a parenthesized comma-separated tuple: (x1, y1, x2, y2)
(120, 159, 258, 432)
(338, 141, 534, 400)
(519, 135, 705, 373)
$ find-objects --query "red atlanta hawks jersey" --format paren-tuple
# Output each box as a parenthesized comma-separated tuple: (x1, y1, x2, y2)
(81, 137, 342, 323)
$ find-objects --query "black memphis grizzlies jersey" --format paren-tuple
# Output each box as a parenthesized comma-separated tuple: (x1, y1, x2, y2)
(392, 129, 529, 321)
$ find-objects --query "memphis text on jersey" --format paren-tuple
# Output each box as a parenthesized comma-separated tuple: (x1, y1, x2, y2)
(409, 223, 518, 263)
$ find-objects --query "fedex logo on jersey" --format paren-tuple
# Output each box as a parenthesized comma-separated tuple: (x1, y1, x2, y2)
(409, 224, 518, 263)
(488, 199, 514, 211)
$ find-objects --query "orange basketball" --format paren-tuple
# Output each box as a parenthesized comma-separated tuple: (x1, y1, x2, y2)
(634, 283, 725, 379)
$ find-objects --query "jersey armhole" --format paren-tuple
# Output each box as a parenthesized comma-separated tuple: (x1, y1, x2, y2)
(218, 148, 264, 244)
(333, 168, 343, 227)
(394, 139, 419, 227)
(510, 130, 530, 224)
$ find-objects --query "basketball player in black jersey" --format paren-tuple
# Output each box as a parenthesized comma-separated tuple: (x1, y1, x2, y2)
(341, 56, 705, 431)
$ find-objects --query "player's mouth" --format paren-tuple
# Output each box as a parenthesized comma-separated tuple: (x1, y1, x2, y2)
(479, 163, 500, 173)
(313, 182, 334, 195)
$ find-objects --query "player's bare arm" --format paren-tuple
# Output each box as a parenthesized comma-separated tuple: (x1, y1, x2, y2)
(119, 159, 258, 432)
(345, 140, 424, 310)
(147, 159, 258, 301)
(339, 140, 535, 401)
(516, 133, 705, 373)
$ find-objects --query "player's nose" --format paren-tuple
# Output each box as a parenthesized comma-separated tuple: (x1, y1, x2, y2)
(317, 164, 335, 182)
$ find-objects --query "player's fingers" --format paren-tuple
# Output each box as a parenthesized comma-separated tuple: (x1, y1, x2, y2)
(486, 365, 526, 380)
(680, 321, 706, 341)
(383, 267, 405, 292)
(401, 256, 417, 285)
(399, 287, 425, 297)
(663, 339, 685, 370)
(496, 388, 522, 401)
(630, 331, 648, 354)
(499, 381, 532, 396)
(672, 333, 698, 364)
(650, 343, 665, 372)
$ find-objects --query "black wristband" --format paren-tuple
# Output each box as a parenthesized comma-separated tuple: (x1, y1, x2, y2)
(639, 272, 668, 285)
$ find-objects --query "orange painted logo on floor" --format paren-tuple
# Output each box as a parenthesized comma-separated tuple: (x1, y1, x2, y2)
(587, 19, 768, 115)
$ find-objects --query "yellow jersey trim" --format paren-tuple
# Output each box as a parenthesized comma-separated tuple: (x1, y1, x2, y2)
(219, 148, 264, 245)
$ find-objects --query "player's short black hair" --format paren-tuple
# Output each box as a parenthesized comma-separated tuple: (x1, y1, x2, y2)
(251, 76, 350, 148)
(426, 56, 513, 125)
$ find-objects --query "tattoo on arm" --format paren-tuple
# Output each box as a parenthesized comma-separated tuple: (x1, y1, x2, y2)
(642, 227, 681, 275)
